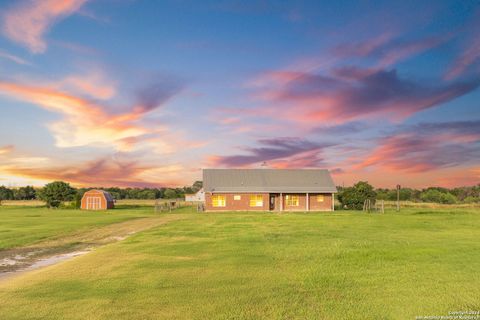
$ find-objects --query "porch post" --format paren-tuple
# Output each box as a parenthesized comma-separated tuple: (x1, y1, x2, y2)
(332, 193, 335, 211)
(280, 193, 283, 211)
(306, 193, 309, 211)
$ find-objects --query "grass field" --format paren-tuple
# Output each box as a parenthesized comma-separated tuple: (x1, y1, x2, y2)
(0, 205, 154, 250)
(1, 207, 479, 319)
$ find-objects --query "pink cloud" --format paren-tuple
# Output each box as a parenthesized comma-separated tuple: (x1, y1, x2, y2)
(208, 137, 332, 168)
(332, 33, 452, 68)
(2, 0, 88, 53)
(355, 120, 480, 173)
(253, 69, 479, 124)
(445, 37, 480, 80)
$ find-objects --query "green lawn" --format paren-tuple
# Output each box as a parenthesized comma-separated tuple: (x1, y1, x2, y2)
(1, 208, 480, 319)
(0, 205, 154, 250)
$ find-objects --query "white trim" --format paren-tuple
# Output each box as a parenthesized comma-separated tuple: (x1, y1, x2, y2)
(306, 193, 309, 211)
(86, 196, 101, 210)
(332, 193, 335, 211)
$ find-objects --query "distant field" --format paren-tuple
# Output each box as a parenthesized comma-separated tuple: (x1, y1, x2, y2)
(383, 200, 480, 209)
(1, 207, 479, 319)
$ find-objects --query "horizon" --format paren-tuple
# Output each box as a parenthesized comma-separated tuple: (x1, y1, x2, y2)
(0, 0, 479, 189)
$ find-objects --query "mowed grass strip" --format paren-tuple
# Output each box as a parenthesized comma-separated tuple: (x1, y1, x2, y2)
(0, 206, 156, 250)
(1, 208, 480, 319)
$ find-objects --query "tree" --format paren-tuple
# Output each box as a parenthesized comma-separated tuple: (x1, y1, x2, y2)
(338, 181, 376, 210)
(192, 181, 203, 192)
(163, 188, 178, 199)
(13, 186, 36, 200)
(0, 186, 14, 205)
(38, 181, 76, 208)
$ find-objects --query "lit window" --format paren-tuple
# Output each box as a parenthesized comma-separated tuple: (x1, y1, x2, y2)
(234, 195, 241, 200)
(286, 195, 299, 206)
(212, 195, 226, 207)
(249, 195, 263, 207)
(317, 195, 324, 202)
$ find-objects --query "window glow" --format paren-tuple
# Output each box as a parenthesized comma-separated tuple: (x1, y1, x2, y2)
(249, 194, 263, 207)
(212, 195, 226, 207)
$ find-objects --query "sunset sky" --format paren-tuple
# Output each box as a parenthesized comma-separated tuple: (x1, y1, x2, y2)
(0, 0, 479, 188)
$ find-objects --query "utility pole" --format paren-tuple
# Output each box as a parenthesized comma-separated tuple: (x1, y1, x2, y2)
(396, 184, 401, 212)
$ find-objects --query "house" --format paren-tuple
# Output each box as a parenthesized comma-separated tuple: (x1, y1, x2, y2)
(81, 190, 115, 210)
(203, 169, 337, 212)
(185, 188, 205, 202)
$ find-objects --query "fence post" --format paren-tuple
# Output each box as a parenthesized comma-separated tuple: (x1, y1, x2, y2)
(396, 185, 401, 212)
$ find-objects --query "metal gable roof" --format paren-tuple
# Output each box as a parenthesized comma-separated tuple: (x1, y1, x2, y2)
(203, 169, 337, 193)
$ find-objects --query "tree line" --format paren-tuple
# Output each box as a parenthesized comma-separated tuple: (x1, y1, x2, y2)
(0, 181, 203, 207)
(337, 182, 480, 210)
(1, 181, 479, 209)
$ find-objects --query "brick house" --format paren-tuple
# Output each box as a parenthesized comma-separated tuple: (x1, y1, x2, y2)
(203, 169, 337, 212)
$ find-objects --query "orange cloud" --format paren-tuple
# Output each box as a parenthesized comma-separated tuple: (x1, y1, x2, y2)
(1, 157, 186, 188)
(0, 145, 14, 155)
(2, 0, 88, 53)
(0, 80, 172, 152)
(59, 70, 117, 100)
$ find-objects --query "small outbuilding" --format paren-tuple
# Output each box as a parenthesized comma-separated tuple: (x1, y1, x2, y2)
(81, 189, 115, 210)
(185, 188, 205, 202)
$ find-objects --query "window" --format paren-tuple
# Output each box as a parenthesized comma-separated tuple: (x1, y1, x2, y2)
(212, 195, 226, 207)
(249, 194, 263, 207)
(317, 195, 324, 202)
(286, 195, 299, 206)
(234, 195, 241, 200)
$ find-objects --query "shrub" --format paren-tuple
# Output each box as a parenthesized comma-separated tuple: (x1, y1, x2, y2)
(420, 189, 456, 204)
(463, 196, 480, 204)
(338, 181, 376, 210)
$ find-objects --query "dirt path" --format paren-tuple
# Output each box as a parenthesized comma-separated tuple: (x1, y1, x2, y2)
(0, 214, 185, 280)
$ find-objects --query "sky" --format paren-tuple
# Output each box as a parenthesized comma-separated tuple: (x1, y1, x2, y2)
(0, 0, 479, 189)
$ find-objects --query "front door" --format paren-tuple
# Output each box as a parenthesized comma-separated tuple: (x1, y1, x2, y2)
(269, 194, 276, 211)
(87, 196, 101, 210)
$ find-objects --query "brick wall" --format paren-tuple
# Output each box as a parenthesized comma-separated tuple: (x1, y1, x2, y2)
(205, 193, 269, 211)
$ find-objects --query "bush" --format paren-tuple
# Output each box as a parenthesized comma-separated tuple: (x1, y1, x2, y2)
(420, 189, 456, 204)
(38, 181, 76, 208)
(338, 181, 376, 210)
(463, 196, 480, 204)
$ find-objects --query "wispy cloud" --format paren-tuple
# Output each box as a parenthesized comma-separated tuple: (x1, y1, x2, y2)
(59, 70, 117, 100)
(0, 50, 31, 65)
(208, 137, 333, 168)
(356, 120, 480, 172)
(445, 37, 480, 80)
(253, 68, 479, 124)
(332, 33, 452, 68)
(2, 0, 88, 53)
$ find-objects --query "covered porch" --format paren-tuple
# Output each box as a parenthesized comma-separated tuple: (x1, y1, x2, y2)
(269, 193, 335, 212)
